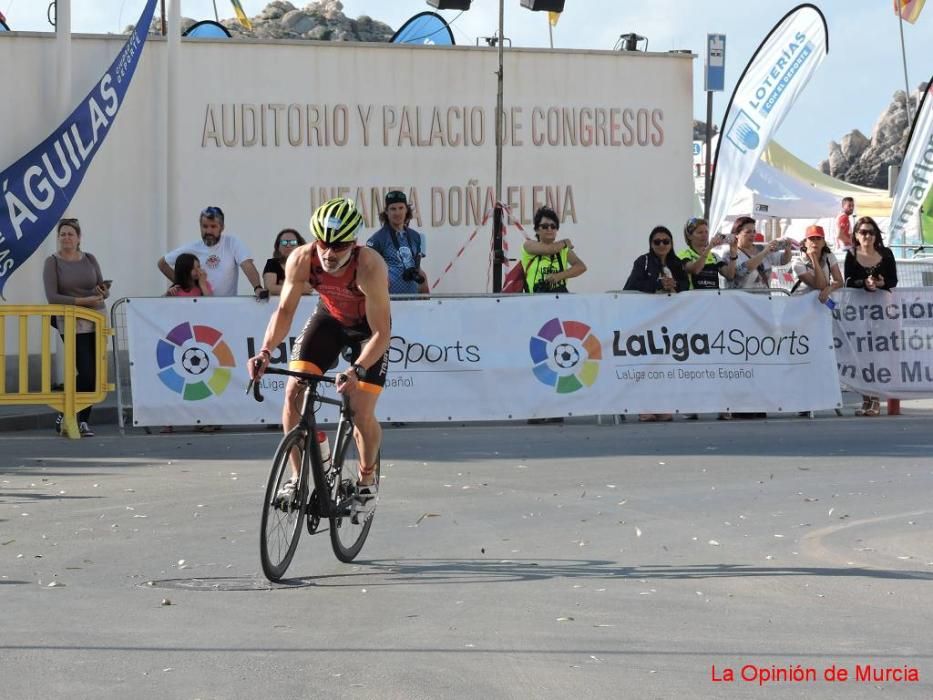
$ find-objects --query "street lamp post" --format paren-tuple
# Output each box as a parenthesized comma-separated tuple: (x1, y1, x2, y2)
(492, 0, 505, 292)
(428, 0, 563, 291)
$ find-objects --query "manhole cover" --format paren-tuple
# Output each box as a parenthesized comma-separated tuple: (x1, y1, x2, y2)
(141, 576, 311, 591)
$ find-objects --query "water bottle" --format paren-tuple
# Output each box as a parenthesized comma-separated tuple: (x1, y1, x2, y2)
(316, 430, 331, 468)
(824, 298, 836, 310)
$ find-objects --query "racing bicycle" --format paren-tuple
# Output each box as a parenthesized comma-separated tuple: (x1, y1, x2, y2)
(249, 365, 379, 581)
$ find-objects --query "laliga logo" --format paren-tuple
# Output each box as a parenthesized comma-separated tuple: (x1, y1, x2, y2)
(156, 322, 235, 400)
(529, 317, 601, 394)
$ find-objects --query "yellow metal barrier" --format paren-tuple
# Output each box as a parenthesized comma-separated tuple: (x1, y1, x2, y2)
(0, 305, 114, 439)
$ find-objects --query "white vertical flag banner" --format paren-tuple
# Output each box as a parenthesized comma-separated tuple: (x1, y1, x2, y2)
(889, 77, 933, 248)
(707, 4, 829, 234)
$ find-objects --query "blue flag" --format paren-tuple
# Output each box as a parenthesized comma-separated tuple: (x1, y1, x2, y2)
(391, 11, 455, 46)
(0, 0, 158, 296)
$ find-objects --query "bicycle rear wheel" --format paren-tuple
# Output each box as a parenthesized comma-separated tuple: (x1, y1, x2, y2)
(329, 428, 378, 563)
(260, 429, 308, 581)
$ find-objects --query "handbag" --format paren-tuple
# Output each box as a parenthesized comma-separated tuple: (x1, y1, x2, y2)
(501, 261, 527, 293)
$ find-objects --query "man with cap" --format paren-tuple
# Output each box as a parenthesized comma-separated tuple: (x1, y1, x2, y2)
(366, 190, 429, 295)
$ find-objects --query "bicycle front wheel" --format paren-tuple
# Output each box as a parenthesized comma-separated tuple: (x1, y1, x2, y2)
(329, 433, 378, 563)
(260, 429, 308, 581)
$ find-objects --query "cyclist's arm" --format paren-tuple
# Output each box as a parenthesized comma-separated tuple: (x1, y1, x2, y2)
(354, 247, 391, 371)
(259, 246, 312, 354)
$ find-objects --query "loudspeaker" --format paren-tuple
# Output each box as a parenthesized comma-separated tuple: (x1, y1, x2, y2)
(520, 0, 565, 11)
(426, 0, 472, 9)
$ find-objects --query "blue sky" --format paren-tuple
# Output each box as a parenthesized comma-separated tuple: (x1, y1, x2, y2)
(4, 0, 931, 166)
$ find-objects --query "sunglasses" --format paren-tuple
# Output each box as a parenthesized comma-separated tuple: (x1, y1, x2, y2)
(856, 228, 876, 235)
(537, 223, 558, 230)
(316, 239, 354, 252)
(201, 206, 224, 219)
(651, 238, 672, 246)
(278, 239, 300, 247)
(60, 217, 80, 226)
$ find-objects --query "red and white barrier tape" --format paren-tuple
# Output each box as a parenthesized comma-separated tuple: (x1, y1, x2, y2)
(431, 203, 532, 292)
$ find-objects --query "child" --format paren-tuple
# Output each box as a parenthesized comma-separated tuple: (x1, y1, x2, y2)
(161, 253, 214, 434)
(166, 253, 212, 297)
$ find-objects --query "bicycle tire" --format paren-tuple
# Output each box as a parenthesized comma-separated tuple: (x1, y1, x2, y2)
(329, 428, 378, 563)
(260, 428, 308, 581)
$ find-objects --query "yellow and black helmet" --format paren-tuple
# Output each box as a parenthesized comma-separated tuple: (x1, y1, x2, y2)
(309, 198, 362, 244)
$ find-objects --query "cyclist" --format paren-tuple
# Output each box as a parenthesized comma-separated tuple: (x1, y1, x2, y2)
(248, 198, 391, 516)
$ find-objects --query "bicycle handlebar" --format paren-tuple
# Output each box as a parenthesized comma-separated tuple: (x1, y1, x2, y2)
(246, 362, 340, 403)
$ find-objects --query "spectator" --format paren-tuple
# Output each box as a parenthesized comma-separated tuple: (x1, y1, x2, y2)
(728, 216, 793, 290)
(677, 217, 737, 290)
(623, 225, 688, 295)
(263, 228, 310, 296)
(835, 197, 855, 252)
(623, 225, 687, 422)
(367, 191, 429, 294)
(791, 225, 843, 302)
(166, 253, 213, 297)
(521, 206, 587, 294)
(844, 216, 897, 418)
(157, 206, 263, 298)
(42, 218, 110, 437)
(677, 217, 738, 421)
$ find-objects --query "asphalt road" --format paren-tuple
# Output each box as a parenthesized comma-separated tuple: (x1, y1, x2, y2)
(2, 417, 932, 699)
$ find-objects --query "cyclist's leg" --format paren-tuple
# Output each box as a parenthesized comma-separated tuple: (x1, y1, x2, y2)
(285, 310, 342, 481)
(349, 390, 381, 486)
(348, 348, 389, 487)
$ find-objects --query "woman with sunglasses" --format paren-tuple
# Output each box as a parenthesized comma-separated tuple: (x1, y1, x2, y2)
(43, 218, 109, 437)
(677, 217, 737, 290)
(844, 217, 897, 417)
(791, 225, 842, 302)
(521, 206, 587, 294)
(263, 228, 308, 295)
(623, 225, 688, 422)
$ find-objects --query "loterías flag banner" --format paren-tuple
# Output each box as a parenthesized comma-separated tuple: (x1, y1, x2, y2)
(894, 0, 926, 23)
(0, 0, 158, 296)
(707, 4, 828, 236)
(548, 11, 561, 26)
(230, 0, 252, 30)
(889, 76, 933, 247)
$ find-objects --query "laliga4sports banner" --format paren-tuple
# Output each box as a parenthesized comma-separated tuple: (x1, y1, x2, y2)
(707, 4, 829, 235)
(889, 75, 933, 248)
(125, 293, 840, 426)
(0, 0, 158, 297)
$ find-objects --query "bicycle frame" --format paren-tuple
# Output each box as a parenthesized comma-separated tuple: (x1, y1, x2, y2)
(250, 366, 355, 522)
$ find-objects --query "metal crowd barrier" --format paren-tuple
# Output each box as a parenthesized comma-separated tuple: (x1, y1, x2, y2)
(0, 305, 113, 439)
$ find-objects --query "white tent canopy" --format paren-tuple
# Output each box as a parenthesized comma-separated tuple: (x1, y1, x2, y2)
(730, 158, 841, 220)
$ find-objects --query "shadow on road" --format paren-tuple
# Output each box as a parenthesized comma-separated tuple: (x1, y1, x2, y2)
(142, 559, 933, 593)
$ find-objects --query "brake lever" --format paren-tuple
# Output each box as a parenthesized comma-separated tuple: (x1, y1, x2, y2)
(247, 359, 266, 402)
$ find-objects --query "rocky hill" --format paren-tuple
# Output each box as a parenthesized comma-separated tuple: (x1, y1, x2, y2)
(819, 83, 926, 189)
(148, 0, 394, 43)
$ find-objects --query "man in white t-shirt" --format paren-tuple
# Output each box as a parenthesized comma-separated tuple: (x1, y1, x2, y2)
(157, 206, 264, 298)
